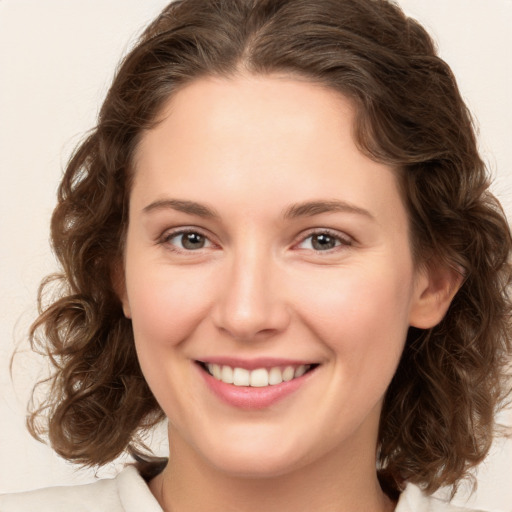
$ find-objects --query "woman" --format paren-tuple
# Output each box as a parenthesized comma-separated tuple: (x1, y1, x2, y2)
(2, 0, 511, 510)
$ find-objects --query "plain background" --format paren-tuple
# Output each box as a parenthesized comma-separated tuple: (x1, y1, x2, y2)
(1, 0, 511, 509)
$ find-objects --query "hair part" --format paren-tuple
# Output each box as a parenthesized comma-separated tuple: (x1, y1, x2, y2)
(28, 0, 512, 495)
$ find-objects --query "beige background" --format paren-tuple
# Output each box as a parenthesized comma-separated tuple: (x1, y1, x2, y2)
(1, 0, 511, 509)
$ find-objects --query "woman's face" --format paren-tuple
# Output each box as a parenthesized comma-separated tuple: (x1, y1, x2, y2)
(121, 75, 432, 477)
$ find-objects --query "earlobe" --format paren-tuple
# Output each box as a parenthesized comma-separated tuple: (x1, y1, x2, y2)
(111, 260, 132, 319)
(409, 262, 464, 329)
(119, 286, 132, 318)
(122, 300, 132, 319)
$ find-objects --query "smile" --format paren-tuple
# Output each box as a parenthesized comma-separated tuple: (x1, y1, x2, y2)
(203, 363, 313, 387)
(196, 359, 320, 409)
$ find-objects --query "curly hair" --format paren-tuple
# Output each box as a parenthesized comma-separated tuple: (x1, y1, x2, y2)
(28, 0, 512, 495)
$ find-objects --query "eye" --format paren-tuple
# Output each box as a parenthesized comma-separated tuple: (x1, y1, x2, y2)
(163, 230, 213, 251)
(296, 231, 351, 251)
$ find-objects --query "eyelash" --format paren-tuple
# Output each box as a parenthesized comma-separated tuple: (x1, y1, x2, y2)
(294, 228, 353, 253)
(159, 228, 214, 253)
(158, 227, 353, 254)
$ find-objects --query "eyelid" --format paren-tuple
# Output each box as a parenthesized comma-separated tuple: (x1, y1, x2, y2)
(293, 228, 354, 251)
(158, 226, 218, 252)
(157, 226, 353, 254)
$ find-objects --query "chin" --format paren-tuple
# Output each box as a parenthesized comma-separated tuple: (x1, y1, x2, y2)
(191, 429, 321, 479)
(209, 450, 308, 479)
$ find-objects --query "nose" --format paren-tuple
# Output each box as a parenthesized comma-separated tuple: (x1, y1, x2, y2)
(212, 247, 291, 341)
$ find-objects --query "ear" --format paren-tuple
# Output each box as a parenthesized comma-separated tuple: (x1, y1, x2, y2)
(409, 261, 464, 329)
(111, 260, 132, 319)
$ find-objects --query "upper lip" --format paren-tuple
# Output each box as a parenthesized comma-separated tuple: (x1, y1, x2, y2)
(196, 357, 319, 370)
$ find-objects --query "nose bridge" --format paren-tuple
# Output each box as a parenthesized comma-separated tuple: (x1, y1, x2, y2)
(213, 239, 289, 339)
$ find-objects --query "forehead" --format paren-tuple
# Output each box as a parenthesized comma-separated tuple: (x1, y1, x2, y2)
(136, 74, 355, 168)
(132, 74, 406, 228)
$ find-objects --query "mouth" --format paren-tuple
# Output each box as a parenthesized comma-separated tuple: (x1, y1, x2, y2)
(196, 361, 319, 388)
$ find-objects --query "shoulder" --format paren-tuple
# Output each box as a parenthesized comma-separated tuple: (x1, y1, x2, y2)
(397, 484, 488, 512)
(0, 466, 162, 512)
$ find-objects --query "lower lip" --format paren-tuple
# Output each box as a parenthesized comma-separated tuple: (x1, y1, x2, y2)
(198, 365, 315, 410)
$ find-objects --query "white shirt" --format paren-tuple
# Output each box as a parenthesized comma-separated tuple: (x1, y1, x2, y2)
(0, 466, 486, 511)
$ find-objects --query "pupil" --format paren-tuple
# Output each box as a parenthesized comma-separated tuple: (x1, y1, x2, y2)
(182, 233, 205, 249)
(312, 234, 335, 250)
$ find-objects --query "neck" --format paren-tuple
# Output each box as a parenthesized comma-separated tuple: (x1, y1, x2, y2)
(150, 428, 395, 512)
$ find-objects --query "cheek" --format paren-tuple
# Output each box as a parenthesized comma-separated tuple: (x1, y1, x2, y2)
(292, 259, 414, 367)
(125, 262, 217, 350)
(124, 261, 219, 414)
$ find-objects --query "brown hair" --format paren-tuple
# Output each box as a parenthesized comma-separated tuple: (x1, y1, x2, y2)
(28, 0, 512, 495)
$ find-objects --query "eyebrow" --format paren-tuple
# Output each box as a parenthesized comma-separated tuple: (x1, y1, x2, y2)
(142, 198, 374, 221)
(143, 199, 219, 218)
(282, 200, 374, 220)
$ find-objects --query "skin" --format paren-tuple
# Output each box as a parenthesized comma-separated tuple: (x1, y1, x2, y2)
(120, 74, 459, 512)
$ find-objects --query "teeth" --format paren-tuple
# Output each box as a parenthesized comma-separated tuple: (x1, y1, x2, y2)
(233, 367, 250, 386)
(221, 365, 234, 384)
(250, 368, 269, 387)
(268, 367, 283, 385)
(206, 363, 311, 387)
(282, 366, 295, 382)
(294, 365, 307, 378)
(210, 363, 222, 380)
